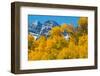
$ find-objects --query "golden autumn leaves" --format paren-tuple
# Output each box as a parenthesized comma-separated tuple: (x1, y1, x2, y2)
(28, 17, 88, 60)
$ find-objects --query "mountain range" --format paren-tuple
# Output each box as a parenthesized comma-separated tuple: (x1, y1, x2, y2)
(28, 20, 69, 39)
(28, 20, 59, 36)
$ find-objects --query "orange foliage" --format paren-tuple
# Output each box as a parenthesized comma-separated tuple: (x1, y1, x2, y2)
(28, 23, 88, 60)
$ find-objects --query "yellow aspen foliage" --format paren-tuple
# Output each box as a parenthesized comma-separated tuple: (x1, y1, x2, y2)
(49, 26, 62, 36)
(28, 34, 35, 49)
(78, 34, 88, 45)
(28, 23, 88, 60)
(60, 24, 68, 32)
(46, 38, 55, 49)
(37, 36, 47, 51)
(78, 17, 88, 27)
(28, 50, 44, 60)
(66, 24, 75, 33)
(38, 35, 46, 42)
(78, 34, 88, 58)
(41, 52, 50, 60)
(57, 48, 69, 59)
(28, 34, 35, 42)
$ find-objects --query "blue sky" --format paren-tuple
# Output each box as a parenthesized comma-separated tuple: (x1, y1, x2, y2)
(28, 15, 80, 27)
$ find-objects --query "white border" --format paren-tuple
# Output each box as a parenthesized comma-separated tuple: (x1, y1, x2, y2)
(20, 6, 95, 70)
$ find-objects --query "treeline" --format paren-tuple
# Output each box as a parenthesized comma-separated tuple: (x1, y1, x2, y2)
(28, 17, 88, 60)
